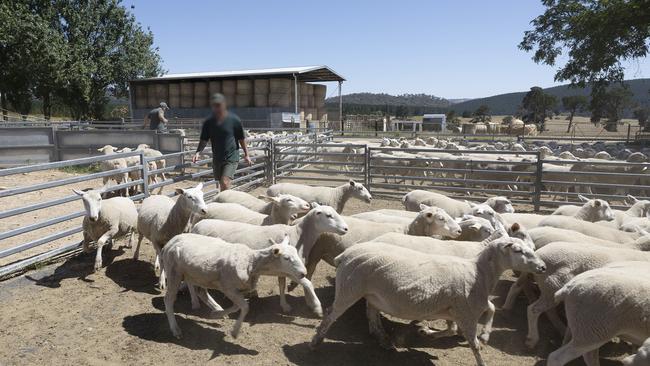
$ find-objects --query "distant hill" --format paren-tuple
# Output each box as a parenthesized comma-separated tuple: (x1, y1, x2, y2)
(450, 79, 650, 115)
(447, 98, 473, 104)
(326, 93, 450, 108)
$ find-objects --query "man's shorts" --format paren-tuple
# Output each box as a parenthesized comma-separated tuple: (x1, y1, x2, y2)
(212, 160, 238, 180)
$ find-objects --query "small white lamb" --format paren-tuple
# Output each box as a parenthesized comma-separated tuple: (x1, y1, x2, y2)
(196, 195, 311, 226)
(266, 180, 372, 213)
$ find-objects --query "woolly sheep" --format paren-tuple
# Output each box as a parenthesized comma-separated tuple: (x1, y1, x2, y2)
(301, 205, 462, 286)
(548, 195, 615, 222)
(214, 190, 274, 214)
(96, 145, 129, 196)
(538, 216, 641, 242)
(136, 144, 167, 182)
(310, 236, 546, 366)
(547, 262, 650, 366)
(74, 187, 138, 271)
(455, 215, 495, 241)
(524, 242, 650, 348)
(266, 180, 372, 213)
(162, 234, 321, 339)
(527, 226, 650, 251)
(191, 204, 348, 313)
(196, 195, 311, 226)
(118, 147, 159, 195)
(402, 190, 514, 216)
(135, 183, 208, 287)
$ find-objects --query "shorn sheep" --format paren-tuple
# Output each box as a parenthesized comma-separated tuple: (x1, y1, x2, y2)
(191, 204, 348, 313)
(266, 180, 372, 213)
(213, 190, 307, 214)
(74, 187, 138, 271)
(549, 195, 615, 222)
(97, 145, 130, 196)
(310, 235, 546, 366)
(135, 183, 208, 287)
(162, 234, 320, 339)
(196, 195, 311, 226)
(547, 261, 650, 366)
(402, 190, 514, 215)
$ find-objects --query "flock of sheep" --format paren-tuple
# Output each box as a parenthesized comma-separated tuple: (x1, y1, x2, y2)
(95, 143, 167, 197)
(71, 170, 650, 366)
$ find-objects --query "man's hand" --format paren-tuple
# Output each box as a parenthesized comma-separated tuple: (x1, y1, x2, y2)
(243, 155, 253, 166)
(192, 152, 200, 164)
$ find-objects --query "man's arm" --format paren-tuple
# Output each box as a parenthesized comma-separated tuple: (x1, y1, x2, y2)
(142, 114, 149, 129)
(159, 109, 168, 124)
(239, 139, 253, 165)
(193, 121, 210, 163)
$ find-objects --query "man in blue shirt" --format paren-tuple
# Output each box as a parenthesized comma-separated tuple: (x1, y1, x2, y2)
(192, 93, 253, 190)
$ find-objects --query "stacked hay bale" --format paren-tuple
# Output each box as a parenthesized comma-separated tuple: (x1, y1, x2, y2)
(193, 81, 208, 108)
(147, 84, 158, 108)
(168, 83, 180, 108)
(313, 84, 327, 122)
(155, 84, 168, 106)
(221, 80, 236, 106)
(133, 84, 148, 109)
(268, 78, 291, 107)
(235, 79, 252, 107)
(253, 79, 269, 107)
(179, 81, 194, 108)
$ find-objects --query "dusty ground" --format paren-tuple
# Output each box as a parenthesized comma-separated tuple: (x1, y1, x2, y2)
(0, 187, 635, 366)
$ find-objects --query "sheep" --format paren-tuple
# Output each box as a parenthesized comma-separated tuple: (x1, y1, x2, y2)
(547, 262, 650, 366)
(593, 150, 612, 160)
(310, 236, 546, 366)
(558, 151, 578, 160)
(527, 226, 650, 250)
(627, 152, 648, 162)
(134, 183, 208, 287)
(118, 147, 159, 195)
(548, 195, 615, 222)
(213, 190, 273, 213)
(162, 234, 321, 339)
(96, 145, 130, 196)
(302, 204, 462, 286)
(191, 204, 348, 313)
(538, 215, 641, 242)
(524, 242, 650, 348)
(136, 144, 167, 182)
(455, 215, 495, 241)
(349, 211, 413, 225)
(74, 187, 138, 271)
(623, 338, 650, 366)
(266, 180, 372, 213)
(402, 190, 514, 215)
(196, 195, 311, 226)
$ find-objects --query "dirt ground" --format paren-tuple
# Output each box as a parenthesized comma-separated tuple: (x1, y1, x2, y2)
(0, 185, 635, 366)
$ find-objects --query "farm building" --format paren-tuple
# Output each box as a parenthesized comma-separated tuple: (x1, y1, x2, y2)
(422, 113, 446, 131)
(128, 66, 345, 128)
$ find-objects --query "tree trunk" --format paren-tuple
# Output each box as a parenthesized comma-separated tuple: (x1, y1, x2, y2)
(566, 112, 574, 133)
(42, 93, 51, 120)
(0, 92, 7, 121)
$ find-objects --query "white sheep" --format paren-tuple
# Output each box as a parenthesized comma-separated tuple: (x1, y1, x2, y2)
(538, 215, 641, 242)
(310, 236, 546, 366)
(302, 205, 462, 286)
(402, 190, 514, 215)
(527, 226, 650, 251)
(549, 195, 615, 222)
(455, 215, 495, 241)
(134, 183, 208, 287)
(547, 261, 650, 366)
(162, 234, 321, 339)
(524, 242, 650, 348)
(118, 147, 159, 195)
(191, 204, 348, 313)
(214, 190, 274, 213)
(196, 195, 311, 226)
(266, 180, 372, 213)
(97, 145, 129, 196)
(136, 144, 167, 182)
(74, 187, 138, 271)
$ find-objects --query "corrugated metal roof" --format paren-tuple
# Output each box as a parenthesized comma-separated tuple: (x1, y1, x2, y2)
(133, 65, 345, 82)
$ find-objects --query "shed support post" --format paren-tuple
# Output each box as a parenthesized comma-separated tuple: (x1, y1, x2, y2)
(338, 81, 343, 134)
(533, 151, 543, 212)
(293, 74, 299, 114)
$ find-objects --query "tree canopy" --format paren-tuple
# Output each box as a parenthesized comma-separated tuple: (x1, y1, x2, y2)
(519, 0, 650, 86)
(0, 1, 163, 120)
(561, 95, 588, 132)
(520, 87, 557, 130)
(470, 105, 491, 123)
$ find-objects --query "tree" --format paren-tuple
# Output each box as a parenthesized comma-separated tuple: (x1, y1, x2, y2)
(519, 0, 650, 87)
(394, 105, 408, 118)
(461, 110, 472, 118)
(589, 85, 633, 131)
(520, 87, 556, 130)
(634, 108, 650, 131)
(446, 110, 460, 125)
(561, 95, 588, 132)
(470, 105, 491, 123)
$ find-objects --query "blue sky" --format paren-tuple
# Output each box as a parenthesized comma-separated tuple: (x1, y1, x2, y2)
(125, 0, 650, 99)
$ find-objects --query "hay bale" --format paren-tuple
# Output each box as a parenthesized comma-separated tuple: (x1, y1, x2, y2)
(299, 96, 309, 108)
(208, 80, 221, 96)
(222, 80, 236, 95)
(308, 96, 315, 108)
(236, 79, 253, 95)
(268, 93, 290, 107)
(269, 78, 291, 94)
(193, 81, 208, 108)
(147, 84, 158, 108)
(168, 83, 180, 108)
(317, 108, 328, 122)
(235, 94, 251, 108)
(155, 84, 168, 105)
(313, 84, 326, 98)
(180, 82, 193, 108)
(300, 83, 313, 96)
(462, 124, 477, 134)
(254, 79, 269, 94)
(133, 84, 148, 109)
(253, 94, 268, 107)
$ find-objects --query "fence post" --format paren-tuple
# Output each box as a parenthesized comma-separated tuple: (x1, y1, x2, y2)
(364, 145, 370, 189)
(627, 124, 631, 144)
(270, 138, 276, 185)
(533, 151, 543, 212)
(140, 151, 150, 197)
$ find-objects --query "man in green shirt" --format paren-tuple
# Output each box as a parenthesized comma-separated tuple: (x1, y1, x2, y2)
(192, 93, 253, 190)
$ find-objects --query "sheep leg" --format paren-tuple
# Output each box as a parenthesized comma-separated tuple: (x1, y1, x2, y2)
(125, 230, 134, 249)
(278, 277, 292, 313)
(366, 304, 394, 349)
(479, 300, 496, 344)
(133, 233, 144, 260)
(546, 308, 567, 335)
(296, 277, 323, 317)
(221, 289, 249, 339)
(502, 275, 529, 310)
(289, 246, 321, 292)
(415, 320, 457, 338)
(525, 294, 554, 348)
(188, 284, 201, 310)
(121, 173, 130, 197)
(82, 231, 92, 253)
(455, 317, 486, 366)
(310, 293, 361, 349)
(164, 269, 183, 339)
(94, 228, 117, 272)
(196, 288, 224, 312)
(546, 340, 602, 366)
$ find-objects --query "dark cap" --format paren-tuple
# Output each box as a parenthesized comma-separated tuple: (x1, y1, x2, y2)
(211, 93, 226, 105)
(159, 102, 169, 110)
